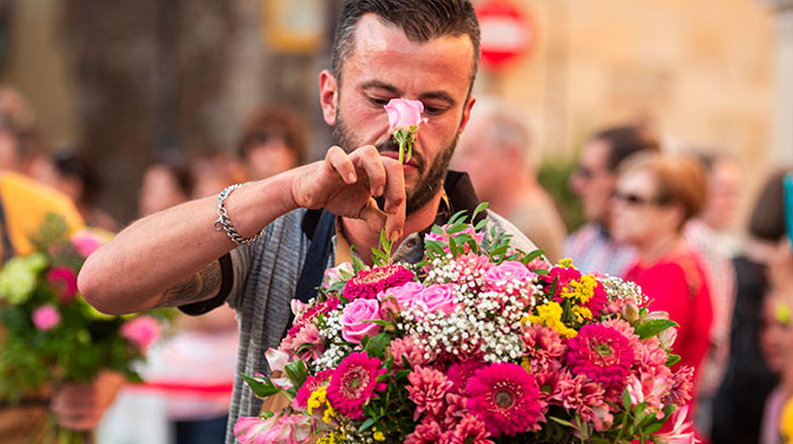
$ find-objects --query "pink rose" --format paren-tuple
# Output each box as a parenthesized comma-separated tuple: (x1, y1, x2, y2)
(72, 230, 104, 258)
(121, 315, 161, 349)
(322, 262, 354, 289)
(384, 98, 428, 131)
(485, 261, 537, 287)
(378, 281, 426, 312)
(341, 298, 382, 343)
(32, 305, 60, 330)
(414, 284, 457, 315)
(46, 267, 78, 303)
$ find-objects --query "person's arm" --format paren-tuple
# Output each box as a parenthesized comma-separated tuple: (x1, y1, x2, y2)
(79, 146, 406, 314)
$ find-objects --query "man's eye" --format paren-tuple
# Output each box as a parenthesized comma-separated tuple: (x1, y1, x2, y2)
(423, 105, 445, 116)
(369, 97, 390, 106)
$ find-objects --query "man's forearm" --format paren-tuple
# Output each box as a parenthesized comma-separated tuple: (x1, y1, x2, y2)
(78, 171, 299, 314)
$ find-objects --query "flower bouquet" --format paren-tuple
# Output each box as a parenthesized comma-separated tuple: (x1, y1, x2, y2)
(0, 213, 172, 443)
(234, 206, 697, 444)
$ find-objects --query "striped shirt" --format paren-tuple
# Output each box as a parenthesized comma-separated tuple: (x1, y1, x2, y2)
(563, 222, 636, 277)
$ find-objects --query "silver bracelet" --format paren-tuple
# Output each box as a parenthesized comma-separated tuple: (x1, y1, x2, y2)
(214, 183, 262, 246)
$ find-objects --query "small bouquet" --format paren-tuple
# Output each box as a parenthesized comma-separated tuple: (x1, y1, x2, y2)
(0, 213, 171, 443)
(234, 206, 697, 444)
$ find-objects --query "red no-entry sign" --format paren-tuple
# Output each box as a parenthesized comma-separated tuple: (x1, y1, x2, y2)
(476, 0, 535, 70)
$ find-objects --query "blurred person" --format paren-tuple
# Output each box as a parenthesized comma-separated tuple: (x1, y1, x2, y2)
(139, 159, 192, 217)
(0, 111, 123, 441)
(610, 153, 713, 433)
(451, 97, 567, 261)
(78, 2, 539, 442)
(189, 151, 246, 199)
(760, 288, 793, 444)
(237, 105, 307, 181)
(684, 153, 741, 437)
(565, 124, 661, 275)
(712, 169, 793, 444)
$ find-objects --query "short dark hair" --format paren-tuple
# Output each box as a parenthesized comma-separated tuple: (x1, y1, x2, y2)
(331, 0, 480, 85)
(749, 169, 793, 241)
(592, 125, 660, 173)
(237, 105, 307, 165)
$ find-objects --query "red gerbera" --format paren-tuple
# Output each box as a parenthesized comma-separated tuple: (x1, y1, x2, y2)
(565, 324, 634, 389)
(342, 264, 414, 301)
(326, 352, 386, 419)
(466, 363, 544, 437)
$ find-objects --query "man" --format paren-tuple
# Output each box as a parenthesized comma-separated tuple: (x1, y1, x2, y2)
(564, 124, 660, 275)
(78, 1, 535, 442)
(0, 103, 121, 440)
(452, 97, 566, 261)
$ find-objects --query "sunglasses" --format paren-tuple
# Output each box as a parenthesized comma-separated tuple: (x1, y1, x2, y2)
(611, 191, 668, 207)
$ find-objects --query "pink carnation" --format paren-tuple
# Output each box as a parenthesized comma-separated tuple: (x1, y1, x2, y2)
(342, 264, 414, 301)
(32, 305, 60, 330)
(448, 414, 493, 444)
(466, 363, 544, 437)
(341, 298, 382, 344)
(285, 297, 340, 340)
(551, 371, 607, 423)
(46, 267, 78, 303)
(526, 257, 552, 272)
(565, 324, 634, 389)
(294, 369, 333, 409)
(664, 366, 694, 407)
(522, 324, 565, 375)
(233, 414, 312, 444)
(407, 366, 454, 421)
(121, 315, 161, 349)
(389, 336, 433, 369)
(404, 420, 445, 444)
(326, 352, 386, 419)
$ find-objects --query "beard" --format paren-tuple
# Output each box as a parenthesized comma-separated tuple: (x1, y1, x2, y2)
(332, 109, 458, 215)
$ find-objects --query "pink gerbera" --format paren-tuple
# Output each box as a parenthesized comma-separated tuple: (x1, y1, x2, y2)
(466, 363, 544, 437)
(294, 369, 333, 408)
(407, 366, 454, 421)
(342, 264, 414, 301)
(565, 324, 634, 389)
(326, 352, 386, 419)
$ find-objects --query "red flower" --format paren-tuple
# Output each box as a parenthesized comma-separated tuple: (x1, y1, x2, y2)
(466, 363, 544, 437)
(294, 369, 333, 409)
(326, 352, 386, 419)
(46, 267, 78, 303)
(342, 264, 414, 301)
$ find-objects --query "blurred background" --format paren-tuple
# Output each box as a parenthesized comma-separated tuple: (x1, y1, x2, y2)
(1, 0, 787, 232)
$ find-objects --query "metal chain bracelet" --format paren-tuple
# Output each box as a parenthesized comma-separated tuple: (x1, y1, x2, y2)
(214, 183, 263, 246)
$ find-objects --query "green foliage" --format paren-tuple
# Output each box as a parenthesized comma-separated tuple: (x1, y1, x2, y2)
(538, 160, 585, 231)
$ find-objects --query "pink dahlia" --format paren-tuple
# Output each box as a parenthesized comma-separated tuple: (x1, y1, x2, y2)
(664, 366, 694, 407)
(46, 267, 78, 303)
(522, 325, 565, 374)
(466, 363, 544, 437)
(342, 264, 414, 301)
(441, 392, 469, 428)
(404, 420, 445, 444)
(388, 336, 433, 370)
(551, 371, 607, 422)
(294, 369, 333, 408)
(407, 366, 454, 421)
(326, 352, 386, 419)
(565, 324, 634, 389)
(448, 414, 493, 444)
(446, 360, 486, 393)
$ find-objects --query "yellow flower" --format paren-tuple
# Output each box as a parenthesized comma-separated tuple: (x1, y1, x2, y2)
(373, 426, 386, 441)
(526, 302, 578, 338)
(558, 258, 574, 268)
(561, 274, 597, 304)
(322, 406, 337, 424)
(572, 305, 593, 322)
(307, 386, 328, 415)
(317, 430, 347, 444)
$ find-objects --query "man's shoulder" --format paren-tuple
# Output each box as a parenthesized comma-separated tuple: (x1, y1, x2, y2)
(484, 209, 539, 254)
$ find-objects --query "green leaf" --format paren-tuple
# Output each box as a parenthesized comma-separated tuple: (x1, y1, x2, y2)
(241, 374, 280, 399)
(644, 421, 663, 435)
(635, 319, 678, 340)
(364, 333, 392, 359)
(666, 354, 681, 366)
(358, 417, 376, 432)
(549, 416, 575, 427)
(284, 360, 308, 388)
(471, 202, 489, 222)
(622, 389, 632, 411)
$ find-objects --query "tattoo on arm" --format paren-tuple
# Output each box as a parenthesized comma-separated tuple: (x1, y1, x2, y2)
(159, 260, 222, 307)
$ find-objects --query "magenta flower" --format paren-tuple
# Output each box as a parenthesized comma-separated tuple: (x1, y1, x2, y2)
(406, 366, 454, 421)
(233, 414, 312, 444)
(565, 324, 634, 389)
(326, 352, 386, 419)
(446, 360, 486, 393)
(404, 420, 444, 444)
(466, 363, 544, 437)
(32, 305, 60, 330)
(341, 298, 382, 344)
(294, 369, 333, 409)
(451, 414, 493, 444)
(342, 264, 414, 301)
(46, 267, 78, 303)
(121, 315, 161, 349)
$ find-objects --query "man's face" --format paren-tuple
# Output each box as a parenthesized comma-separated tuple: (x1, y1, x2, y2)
(320, 14, 476, 214)
(570, 139, 615, 224)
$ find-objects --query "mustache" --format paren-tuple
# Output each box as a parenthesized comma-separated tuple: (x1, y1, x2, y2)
(375, 138, 425, 170)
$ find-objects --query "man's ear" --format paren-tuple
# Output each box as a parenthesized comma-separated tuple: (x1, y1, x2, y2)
(457, 94, 477, 135)
(319, 70, 339, 126)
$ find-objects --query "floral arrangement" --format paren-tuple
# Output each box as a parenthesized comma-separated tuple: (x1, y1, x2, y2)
(0, 214, 171, 441)
(234, 206, 697, 444)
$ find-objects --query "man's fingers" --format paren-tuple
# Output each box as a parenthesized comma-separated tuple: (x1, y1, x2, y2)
(382, 159, 406, 241)
(353, 146, 387, 197)
(358, 198, 388, 233)
(326, 146, 357, 184)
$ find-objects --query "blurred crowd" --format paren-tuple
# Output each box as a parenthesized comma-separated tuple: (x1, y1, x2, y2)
(1, 81, 792, 444)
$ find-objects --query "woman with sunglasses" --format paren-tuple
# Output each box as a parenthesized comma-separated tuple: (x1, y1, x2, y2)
(610, 153, 714, 436)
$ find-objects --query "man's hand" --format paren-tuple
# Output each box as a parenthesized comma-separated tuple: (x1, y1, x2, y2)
(51, 371, 126, 431)
(291, 145, 406, 240)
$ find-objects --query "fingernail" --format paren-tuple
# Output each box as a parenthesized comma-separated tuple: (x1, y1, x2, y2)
(347, 172, 356, 182)
(390, 230, 401, 242)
